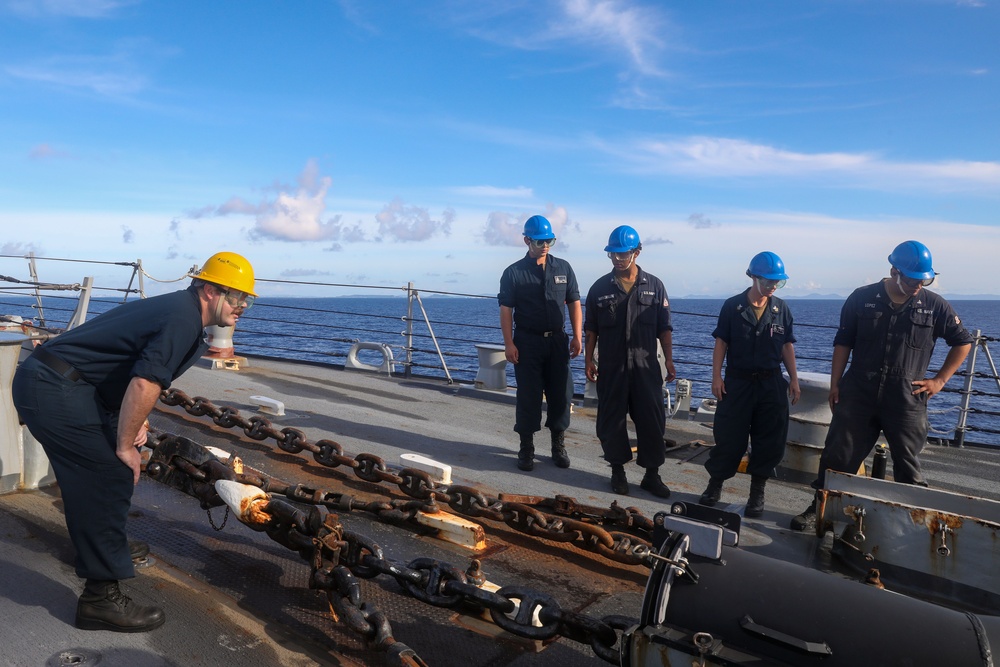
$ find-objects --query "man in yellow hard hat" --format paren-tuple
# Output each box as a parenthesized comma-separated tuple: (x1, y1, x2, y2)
(11, 251, 256, 633)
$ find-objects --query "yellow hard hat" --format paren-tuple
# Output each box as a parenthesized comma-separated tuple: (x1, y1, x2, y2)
(190, 252, 257, 296)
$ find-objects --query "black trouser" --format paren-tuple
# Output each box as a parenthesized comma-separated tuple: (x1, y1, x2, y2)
(707, 372, 789, 480)
(813, 372, 928, 489)
(512, 331, 572, 435)
(12, 356, 135, 581)
(596, 364, 666, 468)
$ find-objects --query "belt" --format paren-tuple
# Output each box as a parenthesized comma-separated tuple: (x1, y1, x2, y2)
(32, 347, 82, 382)
(726, 367, 781, 381)
(516, 328, 565, 338)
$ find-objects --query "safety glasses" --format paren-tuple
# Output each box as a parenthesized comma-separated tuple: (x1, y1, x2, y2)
(220, 288, 255, 310)
(608, 251, 635, 261)
(755, 277, 787, 290)
(530, 238, 556, 249)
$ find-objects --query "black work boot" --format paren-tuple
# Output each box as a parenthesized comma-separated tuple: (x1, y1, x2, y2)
(639, 467, 671, 499)
(610, 464, 628, 495)
(516, 432, 535, 471)
(550, 430, 570, 469)
(699, 477, 724, 507)
(745, 475, 767, 518)
(76, 580, 165, 632)
(790, 499, 818, 532)
(129, 540, 150, 561)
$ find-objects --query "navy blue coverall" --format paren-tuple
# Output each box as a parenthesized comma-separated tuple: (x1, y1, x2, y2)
(12, 287, 208, 581)
(706, 290, 795, 480)
(584, 268, 672, 468)
(498, 253, 580, 435)
(814, 282, 973, 488)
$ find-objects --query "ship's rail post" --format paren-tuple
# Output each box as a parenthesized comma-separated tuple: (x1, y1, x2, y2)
(119, 259, 144, 302)
(953, 329, 981, 448)
(979, 337, 1000, 396)
(408, 286, 453, 384)
(960, 334, 1000, 447)
(405, 282, 415, 379)
(65, 276, 94, 330)
(27, 252, 45, 327)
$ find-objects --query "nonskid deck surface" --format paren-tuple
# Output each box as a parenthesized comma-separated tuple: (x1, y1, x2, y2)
(0, 487, 347, 667)
(4, 355, 1000, 666)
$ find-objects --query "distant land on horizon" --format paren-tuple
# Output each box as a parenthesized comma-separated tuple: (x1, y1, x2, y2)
(678, 293, 1000, 301)
(295, 292, 1000, 301)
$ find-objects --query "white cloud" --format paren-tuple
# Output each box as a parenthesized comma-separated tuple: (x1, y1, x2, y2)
(556, 0, 666, 76)
(688, 213, 716, 229)
(182, 161, 462, 246)
(182, 160, 345, 243)
(482, 211, 525, 247)
(482, 206, 574, 247)
(607, 135, 1000, 192)
(5, 62, 146, 97)
(456, 0, 668, 91)
(5, 0, 137, 18)
(28, 143, 70, 160)
(0, 241, 43, 255)
(375, 198, 454, 242)
(280, 268, 333, 277)
(449, 185, 535, 199)
(250, 163, 342, 242)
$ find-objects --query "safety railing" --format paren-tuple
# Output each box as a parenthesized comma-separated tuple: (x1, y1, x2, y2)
(2, 253, 999, 447)
(954, 333, 1000, 447)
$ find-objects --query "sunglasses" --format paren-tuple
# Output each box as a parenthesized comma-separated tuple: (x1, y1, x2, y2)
(898, 275, 934, 288)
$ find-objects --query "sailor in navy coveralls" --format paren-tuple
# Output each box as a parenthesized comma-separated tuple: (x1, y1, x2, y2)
(791, 241, 973, 531)
(699, 252, 800, 517)
(584, 225, 674, 497)
(498, 215, 582, 471)
(12, 252, 257, 632)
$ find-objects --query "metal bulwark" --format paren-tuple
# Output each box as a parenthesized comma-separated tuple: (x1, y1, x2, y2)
(821, 471, 1000, 611)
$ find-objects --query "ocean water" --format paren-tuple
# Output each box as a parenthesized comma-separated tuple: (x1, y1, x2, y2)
(234, 295, 1000, 447)
(2, 291, 998, 446)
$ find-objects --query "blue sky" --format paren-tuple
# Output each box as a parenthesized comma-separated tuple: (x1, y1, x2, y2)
(0, 0, 997, 299)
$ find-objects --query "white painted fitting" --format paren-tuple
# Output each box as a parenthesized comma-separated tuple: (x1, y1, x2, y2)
(400, 453, 452, 485)
(250, 395, 285, 416)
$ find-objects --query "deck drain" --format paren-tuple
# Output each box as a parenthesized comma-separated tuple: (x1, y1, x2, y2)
(47, 648, 101, 666)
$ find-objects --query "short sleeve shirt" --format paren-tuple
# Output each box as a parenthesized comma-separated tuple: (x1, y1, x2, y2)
(713, 289, 796, 371)
(584, 267, 671, 370)
(42, 286, 209, 407)
(834, 281, 973, 378)
(498, 253, 580, 333)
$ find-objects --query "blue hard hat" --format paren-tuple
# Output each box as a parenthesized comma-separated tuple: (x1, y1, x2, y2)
(888, 240, 936, 280)
(604, 225, 641, 253)
(522, 215, 555, 240)
(747, 251, 789, 280)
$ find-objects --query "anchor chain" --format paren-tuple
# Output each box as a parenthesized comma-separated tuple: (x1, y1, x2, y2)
(158, 388, 656, 566)
(143, 432, 634, 665)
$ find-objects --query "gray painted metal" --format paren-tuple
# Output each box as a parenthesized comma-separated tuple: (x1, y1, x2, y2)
(6, 354, 1000, 665)
(823, 470, 1000, 608)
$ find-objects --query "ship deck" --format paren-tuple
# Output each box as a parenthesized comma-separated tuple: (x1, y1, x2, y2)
(4, 355, 1000, 666)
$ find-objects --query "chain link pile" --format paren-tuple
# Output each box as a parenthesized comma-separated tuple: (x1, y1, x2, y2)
(145, 429, 636, 666)
(159, 388, 657, 567)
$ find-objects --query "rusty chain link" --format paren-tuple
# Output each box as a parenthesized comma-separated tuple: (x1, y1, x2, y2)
(144, 432, 634, 665)
(159, 388, 656, 567)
